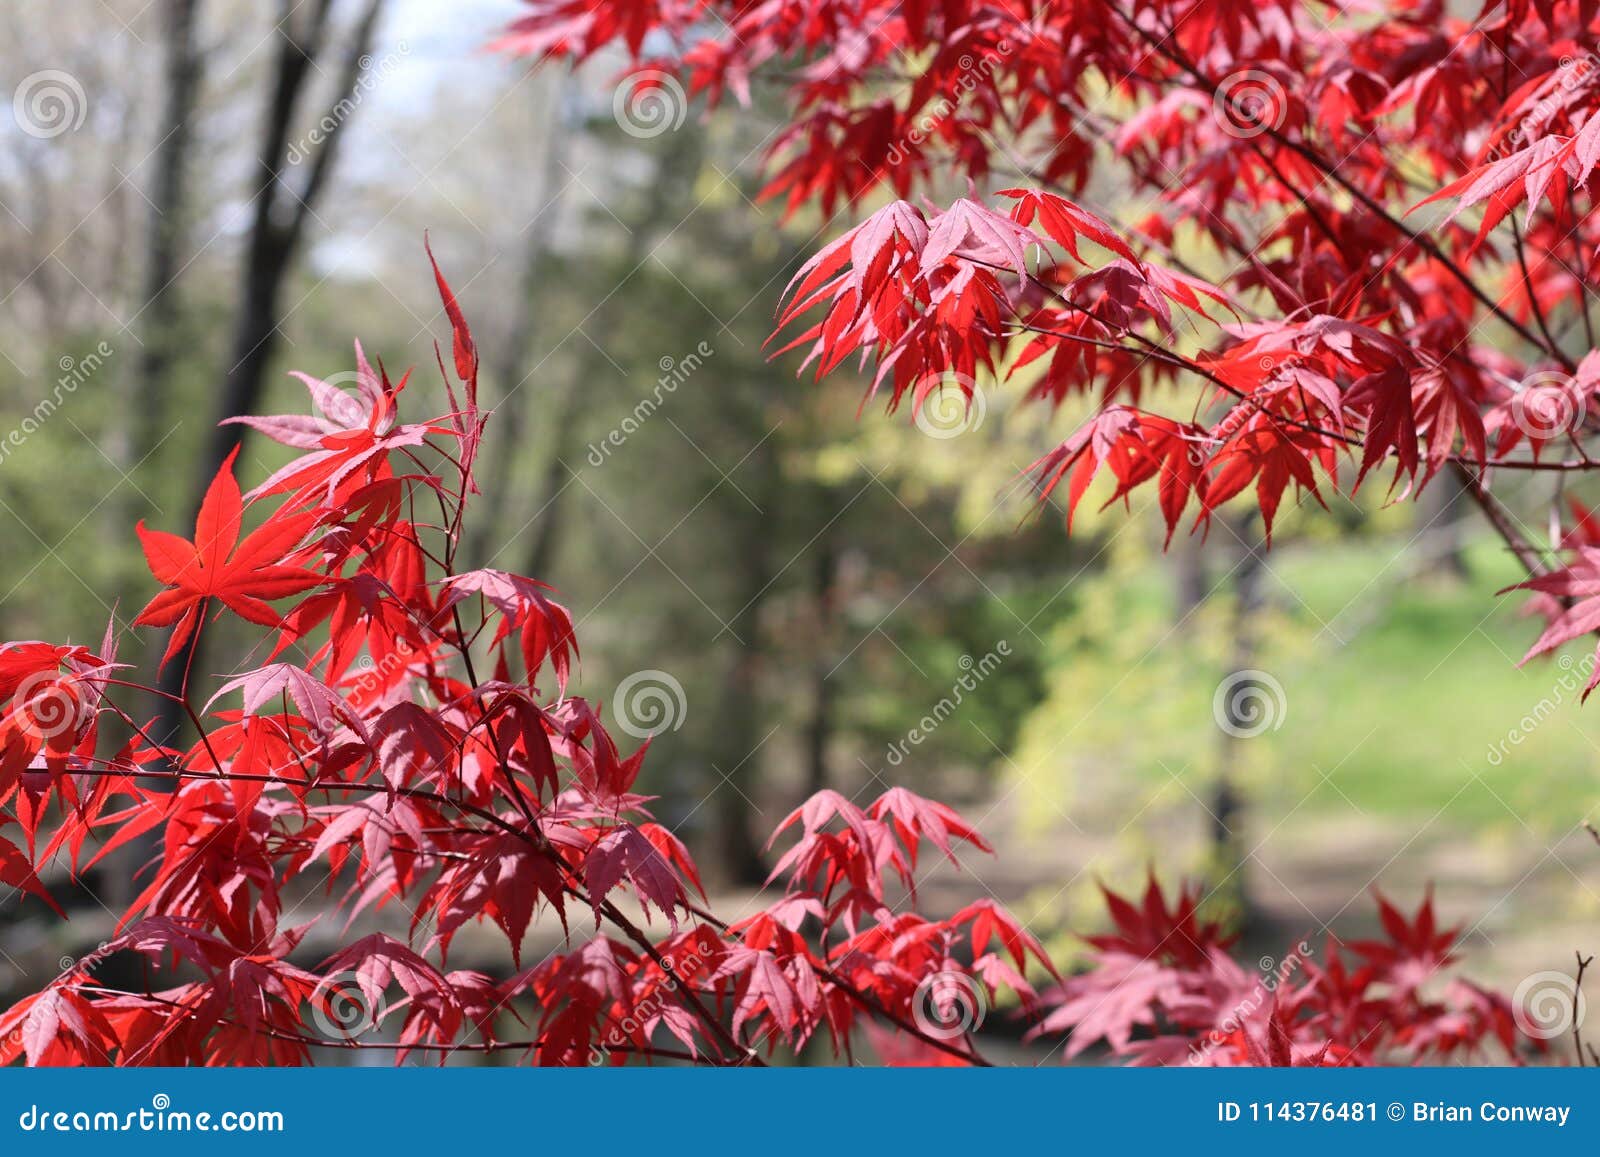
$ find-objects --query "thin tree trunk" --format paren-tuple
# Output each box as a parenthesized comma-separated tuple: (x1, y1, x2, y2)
(152, 0, 385, 747)
(199, 0, 383, 487)
(1212, 513, 1264, 931)
(468, 83, 572, 569)
(519, 382, 579, 581)
(94, 0, 207, 927)
(514, 128, 707, 581)
(710, 434, 779, 888)
(128, 0, 204, 474)
(803, 494, 843, 796)
(1171, 531, 1209, 627)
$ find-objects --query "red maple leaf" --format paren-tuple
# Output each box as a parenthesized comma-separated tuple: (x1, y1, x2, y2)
(133, 448, 323, 668)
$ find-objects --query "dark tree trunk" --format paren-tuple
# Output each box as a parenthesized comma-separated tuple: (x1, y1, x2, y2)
(1211, 513, 1265, 930)
(93, 0, 207, 964)
(511, 126, 706, 582)
(151, 0, 385, 748)
(709, 438, 780, 888)
(803, 496, 843, 796)
(129, 0, 203, 473)
(199, 0, 383, 487)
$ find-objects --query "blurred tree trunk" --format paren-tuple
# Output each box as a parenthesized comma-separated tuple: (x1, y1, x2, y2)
(152, 0, 385, 747)
(803, 491, 844, 796)
(128, 0, 204, 476)
(468, 80, 570, 569)
(201, 0, 384, 481)
(709, 433, 780, 888)
(1170, 532, 1209, 627)
(91, 0, 207, 927)
(1211, 513, 1264, 931)
(519, 382, 579, 582)
(513, 127, 707, 582)
(1421, 467, 1470, 581)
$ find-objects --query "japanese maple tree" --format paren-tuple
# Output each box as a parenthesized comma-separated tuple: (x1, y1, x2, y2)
(492, 0, 1600, 1064)
(4, 0, 1592, 1063)
(0, 247, 1540, 1067)
(0, 248, 1058, 1067)
(1039, 880, 1529, 1066)
(497, 0, 1600, 688)
(0, 244, 1529, 1068)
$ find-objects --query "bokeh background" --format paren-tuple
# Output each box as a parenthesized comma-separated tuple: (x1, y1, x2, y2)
(2, 0, 1597, 1060)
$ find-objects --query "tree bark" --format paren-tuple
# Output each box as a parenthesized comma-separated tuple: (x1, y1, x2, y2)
(199, 0, 383, 488)
(468, 83, 573, 570)
(1211, 513, 1264, 930)
(128, 0, 204, 474)
(709, 435, 780, 888)
(94, 0, 207, 926)
(1170, 531, 1209, 628)
(152, 0, 385, 747)
(803, 493, 843, 796)
(512, 125, 707, 582)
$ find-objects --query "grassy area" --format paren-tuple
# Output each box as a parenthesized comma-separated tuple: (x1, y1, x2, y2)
(1268, 537, 1599, 830)
(1006, 532, 1600, 840)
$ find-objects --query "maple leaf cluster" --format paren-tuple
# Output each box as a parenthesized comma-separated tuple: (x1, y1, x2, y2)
(1039, 880, 1527, 1067)
(0, 250, 1536, 1066)
(11, 0, 1599, 1059)
(497, 0, 1600, 683)
(0, 251, 1058, 1067)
